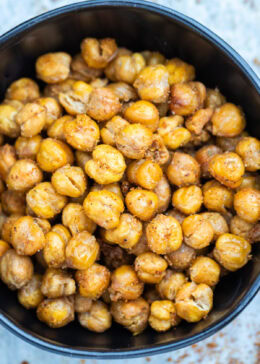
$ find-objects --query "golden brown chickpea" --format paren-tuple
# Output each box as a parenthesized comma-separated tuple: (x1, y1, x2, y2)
(172, 185, 203, 215)
(15, 103, 46, 137)
(189, 256, 220, 286)
(175, 282, 213, 322)
(211, 103, 245, 137)
(52, 165, 87, 198)
(26, 182, 67, 219)
(37, 297, 74, 328)
(106, 53, 145, 84)
(37, 138, 74, 172)
(81, 38, 118, 69)
(170, 82, 206, 116)
(15, 135, 42, 160)
(85, 144, 126, 184)
(167, 152, 200, 187)
(84, 190, 124, 229)
(75, 150, 92, 170)
(111, 298, 149, 335)
(5, 78, 40, 103)
(44, 78, 75, 99)
(0, 104, 20, 137)
(18, 274, 43, 309)
(47, 115, 73, 141)
(142, 51, 166, 65)
(237, 173, 260, 191)
(7, 159, 43, 191)
(145, 134, 170, 166)
(78, 300, 112, 333)
(127, 159, 163, 190)
(124, 100, 159, 132)
(248, 223, 260, 243)
(135, 252, 168, 284)
(186, 108, 213, 135)
(166, 58, 195, 85)
(235, 137, 260, 172)
(74, 294, 92, 313)
(182, 214, 214, 249)
(0, 240, 10, 258)
(127, 228, 150, 256)
(1, 190, 25, 215)
(205, 88, 226, 109)
(51, 224, 71, 243)
(154, 175, 171, 213)
(201, 212, 229, 240)
(203, 180, 233, 213)
(62, 203, 96, 236)
(0, 144, 17, 181)
(86, 87, 121, 122)
(209, 152, 245, 188)
(213, 233, 251, 271)
(149, 300, 180, 332)
(234, 188, 260, 223)
(1, 214, 21, 243)
(43, 231, 66, 268)
(125, 189, 158, 221)
(91, 182, 123, 202)
(109, 265, 144, 301)
(134, 65, 169, 103)
(158, 115, 191, 150)
(165, 243, 196, 271)
(107, 82, 138, 102)
(195, 145, 222, 178)
(156, 270, 187, 300)
(41, 268, 76, 298)
(230, 215, 253, 240)
(36, 52, 71, 83)
(36, 97, 62, 129)
(101, 116, 129, 146)
(90, 78, 109, 89)
(71, 54, 103, 82)
(146, 214, 183, 254)
(0, 249, 33, 290)
(75, 263, 110, 299)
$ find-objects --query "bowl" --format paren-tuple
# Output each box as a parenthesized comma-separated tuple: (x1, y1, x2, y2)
(0, 0, 259, 359)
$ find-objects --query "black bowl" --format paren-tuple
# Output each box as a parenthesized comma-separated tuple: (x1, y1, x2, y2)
(0, 0, 259, 359)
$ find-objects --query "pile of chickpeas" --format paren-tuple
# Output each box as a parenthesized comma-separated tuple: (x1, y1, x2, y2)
(0, 38, 259, 335)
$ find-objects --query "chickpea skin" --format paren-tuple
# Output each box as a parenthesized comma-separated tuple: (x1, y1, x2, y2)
(230, 215, 254, 240)
(0, 104, 20, 138)
(109, 265, 144, 301)
(172, 185, 203, 215)
(124, 100, 159, 132)
(41, 268, 76, 298)
(6, 159, 43, 191)
(43, 231, 66, 268)
(235, 137, 260, 172)
(203, 180, 233, 213)
(165, 243, 196, 271)
(201, 212, 229, 240)
(1, 214, 22, 243)
(149, 300, 180, 332)
(125, 189, 158, 221)
(107, 82, 138, 102)
(15, 102, 46, 137)
(189, 256, 221, 286)
(91, 182, 124, 202)
(156, 270, 187, 300)
(195, 145, 222, 178)
(101, 116, 129, 146)
(86, 88, 121, 122)
(15, 135, 42, 160)
(78, 301, 112, 333)
(37, 297, 74, 328)
(127, 159, 163, 190)
(62, 203, 96, 236)
(154, 175, 171, 213)
(211, 103, 245, 137)
(36, 52, 71, 83)
(5, 78, 40, 103)
(18, 274, 43, 309)
(81, 38, 118, 69)
(51, 224, 71, 243)
(0, 240, 10, 258)
(135, 252, 168, 284)
(175, 282, 213, 322)
(146, 214, 183, 254)
(166, 58, 195, 85)
(213, 233, 251, 271)
(47, 115, 73, 141)
(158, 115, 191, 150)
(234, 188, 260, 223)
(0, 144, 17, 181)
(52, 165, 87, 198)
(167, 152, 200, 187)
(182, 214, 214, 249)
(144, 134, 170, 166)
(106, 53, 145, 84)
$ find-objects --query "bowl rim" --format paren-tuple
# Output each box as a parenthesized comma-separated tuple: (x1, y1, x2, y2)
(0, 0, 259, 359)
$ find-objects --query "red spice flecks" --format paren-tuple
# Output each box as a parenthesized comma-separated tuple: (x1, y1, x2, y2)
(146, 358, 151, 362)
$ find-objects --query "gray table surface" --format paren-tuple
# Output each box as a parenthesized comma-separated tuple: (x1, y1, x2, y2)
(0, 1, 259, 363)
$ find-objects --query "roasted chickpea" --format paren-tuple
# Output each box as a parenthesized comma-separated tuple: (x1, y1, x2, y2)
(109, 265, 144, 301)
(0, 240, 10, 258)
(74, 294, 92, 313)
(106, 53, 145, 84)
(172, 185, 203, 215)
(15, 135, 42, 160)
(101, 116, 129, 146)
(75, 263, 110, 299)
(81, 38, 117, 69)
(37, 297, 74, 328)
(0, 249, 33, 290)
(0, 104, 20, 137)
(41, 268, 76, 298)
(165, 243, 196, 271)
(205, 88, 226, 109)
(158, 115, 191, 150)
(37, 138, 74, 172)
(84, 190, 124, 229)
(125, 189, 158, 221)
(154, 175, 171, 213)
(1, 214, 21, 243)
(6, 159, 42, 191)
(91, 182, 123, 202)
(86, 88, 121, 122)
(201, 212, 229, 240)
(230, 215, 253, 240)
(71, 53, 103, 82)
(170, 82, 206, 116)
(62, 203, 96, 235)
(146, 214, 183, 254)
(47, 115, 73, 141)
(175, 282, 213, 322)
(101, 242, 134, 270)
(127, 159, 163, 190)
(203, 180, 233, 213)
(213, 233, 251, 271)
(6, 78, 40, 103)
(58, 80, 92, 115)
(0, 144, 17, 181)
(15, 103, 46, 137)
(189, 256, 220, 286)
(127, 228, 150, 256)
(107, 82, 138, 102)
(36, 97, 62, 128)
(52, 165, 86, 198)
(248, 223, 260, 243)
(142, 51, 165, 65)
(18, 274, 43, 309)
(90, 77, 109, 89)
(43, 231, 66, 268)
(211, 103, 245, 137)
(166, 58, 195, 85)
(145, 134, 170, 166)
(166, 208, 186, 224)
(75, 150, 92, 170)
(124, 100, 159, 131)
(135, 252, 168, 284)
(234, 188, 260, 223)
(1, 190, 25, 215)
(44, 78, 75, 99)
(36, 52, 71, 83)
(156, 270, 186, 300)
(182, 214, 214, 249)
(185, 108, 213, 135)
(237, 173, 260, 191)
(111, 297, 149, 335)
(235, 137, 260, 172)
(149, 300, 180, 332)
(78, 300, 112, 333)
(216, 133, 246, 153)
(195, 145, 222, 178)
(51, 224, 71, 243)
(167, 152, 200, 187)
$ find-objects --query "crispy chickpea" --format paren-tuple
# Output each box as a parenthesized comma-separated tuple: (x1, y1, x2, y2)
(165, 243, 196, 271)
(248, 223, 260, 243)
(71, 53, 102, 82)
(106, 53, 145, 84)
(154, 175, 171, 213)
(158, 115, 184, 147)
(124, 100, 159, 131)
(90, 77, 109, 89)
(91, 182, 123, 202)
(167, 152, 200, 187)
(1, 214, 21, 243)
(52, 165, 86, 198)
(142, 51, 166, 65)
(203, 180, 233, 213)
(109, 265, 144, 301)
(0, 104, 20, 137)
(6, 78, 40, 103)
(37, 297, 74, 328)
(149, 300, 180, 332)
(36, 97, 62, 129)
(205, 88, 226, 109)
(85, 144, 126, 184)
(234, 188, 260, 223)
(41, 268, 76, 298)
(189, 256, 220, 286)
(166, 209, 186, 224)
(213, 233, 251, 271)
(44, 78, 75, 99)
(182, 214, 214, 249)
(75, 150, 92, 170)
(166, 58, 195, 85)
(62, 203, 96, 236)
(18, 274, 43, 309)
(161, 127, 191, 150)
(86, 88, 121, 122)
(51, 224, 71, 243)
(195, 145, 222, 178)
(15, 103, 46, 137)
(156, 270, 187, 300)
(235, 137, 260, 172)
(36, 52, 71, 83)
(134, 65, 169, 103)
(11, 216, 45, 255)
(78, 300, 112, 333)
(107, 82, 138, 102)
(127, 228, 150, 256)
(170, 82, 206, 116)
(0, 249, 33, 290)
(186, 108, 213, 135)
(145, 134, 170, 166)
(209, 152, 245, 188)
(37, 138, 74, 172)
(125, 189, 158, 221)
(135, 252, 168, 284)
(1, 190, 25, 215)
(43, 231, 66, 268)
(47, 115, 73, 141)
(81, 38, 117, 69)
(15, 135, 42, 160)
(172, 185, 203, 215)
(26, 182, 67, 219)
(230, 215, 253, 240)
(237, 173, 260, 191)
(101, 116, 129, 146)
(75, 263, 110, 299)
(211, 103, 245, 137)
(7, 159, 43, 191)
(175, 282, 213, 322)
(0, 144, 17, 181)
(201, 212, 229, 240)
(111, 298, 149, 335)
(146, 214, 183, 254)
(101, 242, 134, 270)
(0, 240, 10, 258)
(127, 159, 163, 190)
(74, 294, 92, 313)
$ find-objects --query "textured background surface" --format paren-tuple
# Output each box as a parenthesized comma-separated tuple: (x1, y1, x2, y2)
(0, 1, 259, 363)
